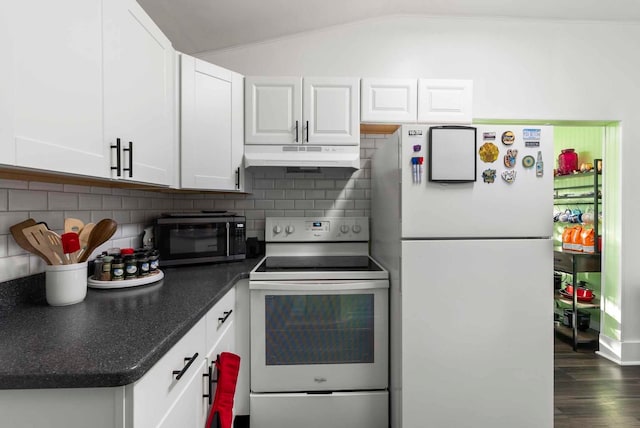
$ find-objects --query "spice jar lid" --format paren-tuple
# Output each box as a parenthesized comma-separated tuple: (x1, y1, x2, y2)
(121, 248, 135, 255)
(102, 256, 114, 262)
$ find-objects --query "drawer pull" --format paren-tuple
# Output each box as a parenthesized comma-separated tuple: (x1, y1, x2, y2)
(218, 310, 233, 324)
(202, 364, 213, 405)
(172, 352, 198, 381)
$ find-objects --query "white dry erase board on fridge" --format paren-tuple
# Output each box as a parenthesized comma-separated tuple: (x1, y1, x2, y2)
(428, 126, 477, 182)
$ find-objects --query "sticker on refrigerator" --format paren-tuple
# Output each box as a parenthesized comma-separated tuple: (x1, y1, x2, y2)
(501, 170, 517, 183)
(482, 169, 497, 183)
(523, 128, 541, 147)
(501, 131, 515, 145)
(503, 149, 518, 168)
(408, 130, 423, 136)
(479, 142, 499, 163)
(483, 132, 496, 140)
(522, 155, 535, 168)
(411, 157, 424, 184)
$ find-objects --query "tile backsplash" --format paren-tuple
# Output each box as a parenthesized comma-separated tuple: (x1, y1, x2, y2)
(0, 135, 384, 282)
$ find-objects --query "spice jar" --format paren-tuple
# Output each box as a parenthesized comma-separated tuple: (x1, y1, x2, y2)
(124, 255, 138, 279)
(111, 257, 125, 281)
(137, 252, 150, 277)
(149, 250, 159, 272)
(101, 256, 113, 281)
(93, 255, 104, 281)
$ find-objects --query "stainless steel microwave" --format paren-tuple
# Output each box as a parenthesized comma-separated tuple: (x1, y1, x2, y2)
(154, 212, 246, 266)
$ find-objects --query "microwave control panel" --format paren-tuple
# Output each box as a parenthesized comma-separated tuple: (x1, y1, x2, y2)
(266, 217, 369, 242)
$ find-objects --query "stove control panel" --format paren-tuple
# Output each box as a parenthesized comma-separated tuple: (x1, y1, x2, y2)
(266, 217, 369, 242)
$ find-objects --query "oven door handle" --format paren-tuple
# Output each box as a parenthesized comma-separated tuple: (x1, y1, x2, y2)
(249, 280, 389, 291)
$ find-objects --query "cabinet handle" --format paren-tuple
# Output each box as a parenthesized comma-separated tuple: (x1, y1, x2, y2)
(218, 310, 233, 324)
(235, 167, 240, 189)
(295, 120, 299, 142)
(110, 138, 121, 177)
(306, 120, 309, 142)
(202, 364, 213, 405)
(172, 352, 199, 380)
(123, 141, 133, 178)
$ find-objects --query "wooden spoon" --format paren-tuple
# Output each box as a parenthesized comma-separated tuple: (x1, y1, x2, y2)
(64, 217, 84, 234)
(78, 223, 95, 252)
(22, 224, 63, 265)
(78, 219, 117, 262)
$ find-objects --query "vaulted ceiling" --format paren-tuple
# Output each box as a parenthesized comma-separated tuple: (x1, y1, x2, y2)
(137, 0, 640, 54)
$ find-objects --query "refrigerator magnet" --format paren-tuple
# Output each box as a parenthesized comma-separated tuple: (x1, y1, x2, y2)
(503, 149, 518, 168)
(479, 142, 499, 163)
(482, 168, 497, 183)
(501, 170, 517, 183)
(522, 155, 535, 168)
(501, 131, 515, 145)
(483, 132, 496, 140)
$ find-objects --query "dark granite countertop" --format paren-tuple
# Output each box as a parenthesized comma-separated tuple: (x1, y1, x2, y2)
(0, 259, 259, 390)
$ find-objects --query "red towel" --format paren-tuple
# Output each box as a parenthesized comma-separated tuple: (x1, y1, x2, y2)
(205, 352, 241, 428)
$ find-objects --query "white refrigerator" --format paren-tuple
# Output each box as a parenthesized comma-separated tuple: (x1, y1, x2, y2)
(371, 124, 553, 428)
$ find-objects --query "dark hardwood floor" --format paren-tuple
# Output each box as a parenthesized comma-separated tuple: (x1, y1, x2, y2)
(555, 335, 640, 427)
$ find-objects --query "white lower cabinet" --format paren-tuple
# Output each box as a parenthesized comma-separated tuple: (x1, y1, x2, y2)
(0, 286, 237, 428)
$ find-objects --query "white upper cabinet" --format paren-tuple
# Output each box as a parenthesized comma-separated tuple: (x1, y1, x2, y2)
(245, 76, 359, 146)
(180, 55, 245, 191)
(245, 77, 302, 145)
(361, 78, 418, 123)
(304, 77, 360, 145)
(417, 79, 473, 124)
(2, 0, 109, 178)
(104, 0, 175, 186)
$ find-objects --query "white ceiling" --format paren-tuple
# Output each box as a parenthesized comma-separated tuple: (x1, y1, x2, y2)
(137, 0, 640, 54)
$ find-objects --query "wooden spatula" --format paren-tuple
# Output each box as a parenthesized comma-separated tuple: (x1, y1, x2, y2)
(78, 219, 118, 263)
(64, 217, 84, 234)
(22, 223, 63, 265)
(44, 230, 68, 264)
(9, 219, 46, 260)
(78, 222, 95, 252)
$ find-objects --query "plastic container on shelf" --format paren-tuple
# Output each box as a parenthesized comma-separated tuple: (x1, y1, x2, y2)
(558, 149, 578, 175)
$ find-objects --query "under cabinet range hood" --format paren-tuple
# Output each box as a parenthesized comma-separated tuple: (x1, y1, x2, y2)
(244, 144, 360, 169)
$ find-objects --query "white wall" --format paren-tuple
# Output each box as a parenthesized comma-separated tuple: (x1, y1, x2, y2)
(199, 15, 640, 361)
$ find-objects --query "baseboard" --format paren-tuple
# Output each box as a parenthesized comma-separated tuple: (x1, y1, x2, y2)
(598, 335, 640, 365)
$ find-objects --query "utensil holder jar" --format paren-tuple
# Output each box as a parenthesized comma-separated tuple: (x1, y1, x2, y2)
(45, 262, 88, 306)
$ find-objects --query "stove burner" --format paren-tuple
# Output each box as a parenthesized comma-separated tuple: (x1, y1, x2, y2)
(256, 256, 383, 272)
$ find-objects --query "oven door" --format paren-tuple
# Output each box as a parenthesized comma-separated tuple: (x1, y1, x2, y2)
(250, 279, 388, 393)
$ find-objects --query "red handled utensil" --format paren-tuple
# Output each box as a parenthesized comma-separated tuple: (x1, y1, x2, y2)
(61, 232, 81, 264)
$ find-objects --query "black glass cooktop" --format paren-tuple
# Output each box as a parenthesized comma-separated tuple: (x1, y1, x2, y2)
(255, 256, 383, 272)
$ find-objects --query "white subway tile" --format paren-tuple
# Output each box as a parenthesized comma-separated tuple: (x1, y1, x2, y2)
(294, 180, 315, 189)
(63, 184, 92, 194)
(215, 200, 235, 210)
(0, 190, 7, 211)
(79, 194, 103, 210)
(90, 211, 114, 223)
(245, 210, 265, 220)
(224, 193, 246, 200)
(274, 200, 295, 209)
(0, 235, 6, 257)
(120, 223, 139, 238)
(7, 237, 27, 256)
(174, 199, 194, 210)
(151, 198, 173, 210)
(294, 200, 314, 209)
(265, 190, 285, 200)
(0, 179, 28, 189)
(325, 190, 345, 200)
(264, 210, 285, 217)
(304, 210, 324, 217)
(254, 179, 275, 189)
(255, 200, 274, 210)
(335, 179, 349, 189)
(48, 192, 79, 211)
(355, 200, 370, 209)
(130, 211, 146, 224)
(0, 255, 30, 282)
(193, 199, 215, 210)
(362, 134, 378, 139)
(122, 197, 139, 210)
(247, 190, 265, 200)
(303, 190, 324, 200)
(8, 190, 47, 211)
(63, 211, 92, 225)
(345, 210, 365, 217)
(315, 180, 335, 189)
(29, 181, 64, 192)
(345, 189, 366, 199)
(112, 211, 131, 224)
(285, 190, 304, 199)
(325, 209, 345, 217)
(29, 254, 47, 276)
(274, 179, 295, 189)
(91, 186, 113, 195)
(355, 179, 371, 189)
(235, 200, 255, 209)
(334, 200, 355, 210)
(314, 200, 333, 209)
(28, 211, 64, 230)
(263, 168, 285, 179)
(102, 195, 122, 210)
(284, 210, 305, 217)
(254, 219, 266, 231)
(112, 188, 131, 196)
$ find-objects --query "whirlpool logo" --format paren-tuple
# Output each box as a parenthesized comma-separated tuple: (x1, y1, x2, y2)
(314, 377, 327, 383)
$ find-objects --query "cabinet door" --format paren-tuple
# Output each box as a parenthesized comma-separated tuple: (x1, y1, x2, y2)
(181, 55, 238, 191)
(157, 358, 208, 428)
(417, 79, 473, 124)
(361, 78, 417, 123)
(303, 77, 360, 145)
(3, 0, 109, 177)
(245, 76, 302, 145)
(104, 0, 175, 186)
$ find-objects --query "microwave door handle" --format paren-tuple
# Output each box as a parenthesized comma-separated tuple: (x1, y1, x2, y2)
(226, 222, 230, 257)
